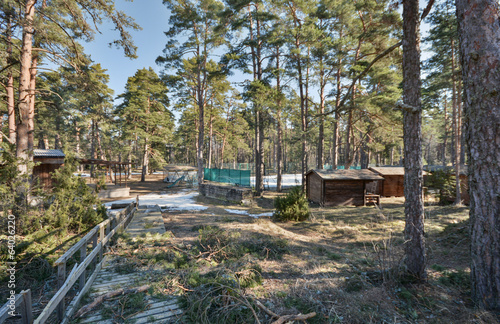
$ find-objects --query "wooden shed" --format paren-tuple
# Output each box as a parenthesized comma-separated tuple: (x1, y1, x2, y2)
(33, 149, 65, 189)
(368, 167, 405, 197)
(306, 169, 384, 207)
(369, 167, 430, 197)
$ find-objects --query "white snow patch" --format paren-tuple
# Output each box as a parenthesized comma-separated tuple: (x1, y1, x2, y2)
(224, 209, 273, 218)
(251, 174, 302, 188)
(104, 190, 208, 212)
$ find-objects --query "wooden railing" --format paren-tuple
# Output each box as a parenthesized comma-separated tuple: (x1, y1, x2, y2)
(0, 290, 33, 324)
(0, 200, 137, 324)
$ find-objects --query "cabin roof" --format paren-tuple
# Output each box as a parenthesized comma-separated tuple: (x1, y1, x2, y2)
(33, 149, 65, 158)
(369, 166, 405, 176)
(370, 166, 430, 176)
(307, 169, 384, 181)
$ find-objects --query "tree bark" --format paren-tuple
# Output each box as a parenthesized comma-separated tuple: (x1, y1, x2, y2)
(276, 47, 283, 192)
(442, 97, 448, 166)
(451, 39, 461, 204)
(16, 0, 36, 175)
(208, 114, 214, 169)
(402, 0, 426, 280)
(6, 12, 16, 145)
(456, 0, 500, 311)
(141, 137, 149, 182)
(317, 63, 325, 169)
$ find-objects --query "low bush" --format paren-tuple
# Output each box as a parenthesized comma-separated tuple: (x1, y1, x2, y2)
(273, 186, 310, 222)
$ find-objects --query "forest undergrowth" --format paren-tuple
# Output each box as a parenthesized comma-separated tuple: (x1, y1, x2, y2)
(72, 194, 498, 324)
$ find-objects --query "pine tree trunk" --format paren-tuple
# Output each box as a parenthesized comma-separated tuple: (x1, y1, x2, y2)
(456, 0, 500, 311)
(141, 137, 149, 182)
(442, 98, 448, 166)
(16, 0, 36, 175)
(95, 121, 105, 160)
(6, 13, 16, 145)
(331, 115, 338, 170)
(451, 39, 461, 204)
(90, 120, 96, 177)
(344, 111, 354, 169)
(28, 52, 39, 154)
(402, 0, 426, 280)
(317, 68, 325, 169)
(276, 49, 283, 192)
(208, 115, 213, 169)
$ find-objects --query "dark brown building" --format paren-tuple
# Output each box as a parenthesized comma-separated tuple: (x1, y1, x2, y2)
(306, 169, 384, 207)
(33, 149, 65, 189)
(369, 167, 430, 197)
(368, 167, 405, 197)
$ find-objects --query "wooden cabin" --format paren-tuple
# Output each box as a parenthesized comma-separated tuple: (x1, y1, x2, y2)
(368, 167, 405, 197)
(33, 149, 65, 189)
(306, 169, 384, 207)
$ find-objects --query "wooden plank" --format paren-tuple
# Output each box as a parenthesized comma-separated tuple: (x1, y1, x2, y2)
(0, 290, 26, 323)
(35, 264, 79, 324)
(79, 243, 87, 291)
(21, 290, 33, 324)
(35, 243, 103, 324)
(60, 256, 107, 324)
(54, 226, 98, 266)
(78, 299, 180, 324)
(56, 263, 66, 320)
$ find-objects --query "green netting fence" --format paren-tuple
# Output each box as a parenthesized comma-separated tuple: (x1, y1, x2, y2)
(204, 168, 251, 187)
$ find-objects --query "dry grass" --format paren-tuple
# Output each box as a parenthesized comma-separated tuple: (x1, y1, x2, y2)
(160, 191, 498, 324)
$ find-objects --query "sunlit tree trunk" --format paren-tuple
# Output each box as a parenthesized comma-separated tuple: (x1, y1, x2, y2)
(402, 0, 426, 280)
(6, 13, 16, 145)
(16, 0, 36, 175)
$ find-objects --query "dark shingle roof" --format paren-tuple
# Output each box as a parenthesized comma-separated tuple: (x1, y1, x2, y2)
(307, 169, 384, 181)
(33, 149, 65, 158)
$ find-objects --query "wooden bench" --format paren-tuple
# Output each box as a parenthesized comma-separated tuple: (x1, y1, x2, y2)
(365, 193, 380, 206)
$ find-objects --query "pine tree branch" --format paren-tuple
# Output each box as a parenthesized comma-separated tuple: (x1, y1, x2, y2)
(394, 101, 420, 113)
(315, 41, 403, 118)
(0, 61, 20, 75)
(421, 0, 435, 20)
(0, 131, 15, 144)
(31, 48, 80, 71)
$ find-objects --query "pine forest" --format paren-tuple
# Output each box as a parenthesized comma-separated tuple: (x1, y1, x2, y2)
(0, 0, 499, 323)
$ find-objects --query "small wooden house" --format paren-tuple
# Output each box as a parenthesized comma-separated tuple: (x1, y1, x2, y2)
(369, 166, 430, 197)
(33, 149, 65, 189)
(368, 167, 405, 197)
(306, 169, 384, 207)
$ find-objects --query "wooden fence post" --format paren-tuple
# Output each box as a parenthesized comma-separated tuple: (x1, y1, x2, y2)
(79, 243, 86, 291)
(57, 263, 66, 320)
(92, 231, 98, 269)
(21, 290, 33, 324)
(99, 226, 105, 261)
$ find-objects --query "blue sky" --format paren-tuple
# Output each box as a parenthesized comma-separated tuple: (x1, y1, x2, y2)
(82, 0, 171, 100)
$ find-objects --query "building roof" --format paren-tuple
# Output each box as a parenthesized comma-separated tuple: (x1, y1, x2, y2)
(33, 149, 65, 158)
(370, 166, 429, 176)
(369, 166, 405, 176)
(307, 169, 384, 181)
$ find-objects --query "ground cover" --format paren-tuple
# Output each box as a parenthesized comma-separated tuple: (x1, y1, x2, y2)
(94, 185, 497, 323)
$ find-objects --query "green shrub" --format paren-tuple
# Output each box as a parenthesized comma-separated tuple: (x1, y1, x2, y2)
(44, 154, 106, 232)
(426, 169, 457, 204)
(273, 186, 310, 222)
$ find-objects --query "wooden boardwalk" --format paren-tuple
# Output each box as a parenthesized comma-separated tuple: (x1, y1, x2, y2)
(74, 206, 182, 324)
